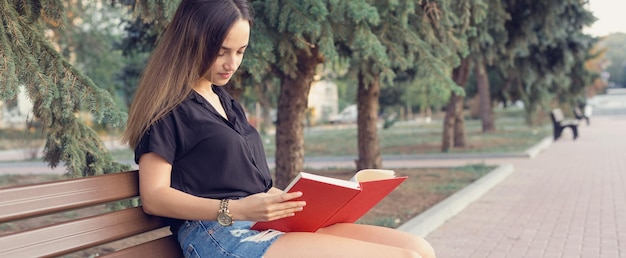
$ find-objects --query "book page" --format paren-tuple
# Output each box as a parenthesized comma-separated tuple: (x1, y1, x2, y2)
(286, 172, 360, 191)
(350, 169, 396, 182)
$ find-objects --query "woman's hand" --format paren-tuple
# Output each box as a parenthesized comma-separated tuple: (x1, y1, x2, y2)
(230, 191, 306, 222)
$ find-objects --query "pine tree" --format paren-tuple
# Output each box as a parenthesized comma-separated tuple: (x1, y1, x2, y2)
(430, 0, 488, 151)
(245, 0, 342, 187)
(469, 0, 509, 132)
(247, 0, 474, 180)
(500, 0, 595, 125)
(114, 16, 161, 108)
(1, 0, 129, 176)
(334, 0, 388, 170)
(347, 0, 473, 167)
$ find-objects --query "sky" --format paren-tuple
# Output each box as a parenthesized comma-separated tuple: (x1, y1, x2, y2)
(584, 0, 626, 37)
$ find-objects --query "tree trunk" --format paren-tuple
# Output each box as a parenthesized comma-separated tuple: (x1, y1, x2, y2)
(442, 93, 465, 149)
(442, 94, 456, 152)
(475, 58, 495, 132)
(452, 94, 466, 147)
(512, 74, 537, 126)
(442, 58, 470, 151)
(355, 71, 382, 170)
(273, 49, 320, 189)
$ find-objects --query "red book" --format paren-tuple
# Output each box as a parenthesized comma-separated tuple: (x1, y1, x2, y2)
(250, 169, 407, 232)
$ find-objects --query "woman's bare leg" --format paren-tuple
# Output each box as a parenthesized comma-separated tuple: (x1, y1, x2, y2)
(316, 223, 435, 258)
(264, 223, 435, 258)
(264, 231, 421, 258)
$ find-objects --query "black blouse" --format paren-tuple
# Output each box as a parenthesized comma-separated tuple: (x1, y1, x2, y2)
(134, 86, 273, 201)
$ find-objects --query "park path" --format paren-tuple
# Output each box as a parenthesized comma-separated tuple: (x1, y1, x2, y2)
(425, 114, 626, 258)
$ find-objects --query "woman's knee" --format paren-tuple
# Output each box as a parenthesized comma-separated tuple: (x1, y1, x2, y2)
(405, 235, 436, 258)
(314, 223, 435, 258)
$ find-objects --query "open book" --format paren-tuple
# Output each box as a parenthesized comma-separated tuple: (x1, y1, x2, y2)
(250, 169, 407, 232)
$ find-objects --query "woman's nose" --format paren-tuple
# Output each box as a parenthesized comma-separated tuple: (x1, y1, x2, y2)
(224, 55, 238, 71)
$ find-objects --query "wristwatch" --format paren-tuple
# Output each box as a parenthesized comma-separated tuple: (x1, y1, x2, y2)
(217, 199, 233, 226)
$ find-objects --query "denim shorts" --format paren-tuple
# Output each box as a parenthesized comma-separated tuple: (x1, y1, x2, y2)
(177, 220, 284, 258)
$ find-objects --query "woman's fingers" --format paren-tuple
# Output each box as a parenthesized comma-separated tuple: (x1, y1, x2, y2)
(267, 203, 304, 220)
(276, 192, 306, 209)
(232, 192, 306, 221)
(262, 192, 306, 220)
(277, 191, 303, 201)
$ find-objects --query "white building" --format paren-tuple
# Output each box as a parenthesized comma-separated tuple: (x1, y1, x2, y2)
(0, 87, 34, 129)
(307, 79, 338, 124)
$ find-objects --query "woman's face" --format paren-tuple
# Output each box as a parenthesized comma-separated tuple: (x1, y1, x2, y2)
(206, 19, 250, 86)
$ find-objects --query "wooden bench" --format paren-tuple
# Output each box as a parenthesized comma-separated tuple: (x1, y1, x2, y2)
(0, 170, 183, 257)
(550, 108, 579, 140)
(574, 106, 590, 125)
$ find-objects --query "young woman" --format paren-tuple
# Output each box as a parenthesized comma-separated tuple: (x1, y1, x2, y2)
(122, 0, 436, 257)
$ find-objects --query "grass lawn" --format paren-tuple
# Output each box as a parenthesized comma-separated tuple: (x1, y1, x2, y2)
(103, 108, 550, 161)
(262, 109, 550, 157)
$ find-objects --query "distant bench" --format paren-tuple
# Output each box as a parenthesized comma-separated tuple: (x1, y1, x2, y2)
(550, 108, 579, 140)
(574, 106, 590, 125)
(0, 170, 183, 257)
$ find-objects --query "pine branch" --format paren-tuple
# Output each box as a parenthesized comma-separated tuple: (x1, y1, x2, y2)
(1, 0, 130, 176)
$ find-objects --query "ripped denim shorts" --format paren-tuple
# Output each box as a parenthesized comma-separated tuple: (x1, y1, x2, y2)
(177, 220, 284, 258)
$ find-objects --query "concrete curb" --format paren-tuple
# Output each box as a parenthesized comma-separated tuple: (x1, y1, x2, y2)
(524, 136, 553, 158)
(397, 164, 514, 237)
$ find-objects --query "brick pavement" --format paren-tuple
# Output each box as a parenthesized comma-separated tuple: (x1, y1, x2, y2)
(425, 115, 626, 258)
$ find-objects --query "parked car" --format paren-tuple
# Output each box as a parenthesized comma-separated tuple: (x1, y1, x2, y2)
(329, 104, 357, 124)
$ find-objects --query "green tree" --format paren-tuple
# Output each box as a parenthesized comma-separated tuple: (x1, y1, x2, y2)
(600, 33, 626, 87)
(114, 16, 161, 108)
(1, 0, 129, 176)
(500, 0, 595, 125)
(552, 34, 598, 108)
(353, 0, 472, 165)
(334, 0, 388, 170)
(583, 42, 609, 97)
(53, 2, 126, 103)
(468, 0, 509, 132)
(436, 0, 488, 152)
(245, 1, 342, 187)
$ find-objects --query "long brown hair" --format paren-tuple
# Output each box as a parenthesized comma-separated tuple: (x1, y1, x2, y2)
(122, 0, 253, 148)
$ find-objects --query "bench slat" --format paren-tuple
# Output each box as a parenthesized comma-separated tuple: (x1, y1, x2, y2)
(101, 235, 183, 258)
(0, 170, 139, 223)
(0, 206, 167, 257)
(551, 108, 580, 140)
(552, 108, 565, 122)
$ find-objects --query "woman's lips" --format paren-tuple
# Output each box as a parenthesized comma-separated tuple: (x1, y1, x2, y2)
(218, 73, 232, 79)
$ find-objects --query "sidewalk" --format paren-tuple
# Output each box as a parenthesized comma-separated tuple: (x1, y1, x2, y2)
(421, 115, 626, 257)
(0, 138, 128, 174)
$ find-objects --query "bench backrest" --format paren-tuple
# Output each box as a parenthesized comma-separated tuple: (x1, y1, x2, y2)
(574, 107, 584, 118)
(551, 108, 565, 123)
(0, 170, 182, 257)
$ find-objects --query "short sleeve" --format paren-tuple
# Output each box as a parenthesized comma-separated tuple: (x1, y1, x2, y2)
(134, 117, 178, 165)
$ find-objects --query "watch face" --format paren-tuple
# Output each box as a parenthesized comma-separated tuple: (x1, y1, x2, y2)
(218, 213, 233, 226)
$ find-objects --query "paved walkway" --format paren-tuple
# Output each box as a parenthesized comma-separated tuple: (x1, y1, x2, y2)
(425, 115, 626, 258)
